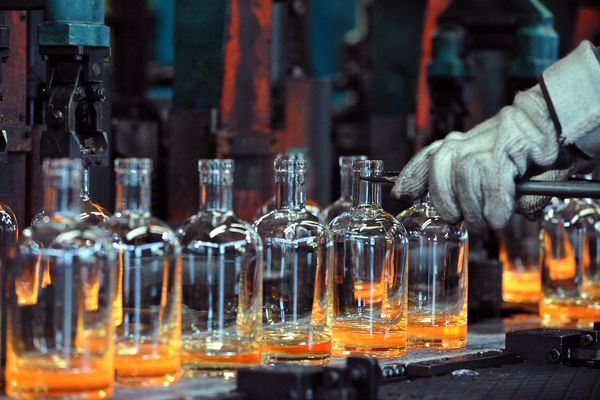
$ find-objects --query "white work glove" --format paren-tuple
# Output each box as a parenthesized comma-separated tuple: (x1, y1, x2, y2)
(392, 41, 600, 230)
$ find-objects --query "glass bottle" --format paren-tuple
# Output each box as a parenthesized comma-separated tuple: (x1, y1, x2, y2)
(103, 158, 182, 386)
(397, 195, 468, 349)
(0, 200, 17, 387)
(499, 214, 541, 304)
(540, 198, 600, 328)
(32, 164, 109, 226)
(322, 155, 368, 223)
(177, 159, 262, 378)
(330, 160, 409, 358)
(253, 154, 323, 222)
(6, 159, 116, 399)
(254, 157, 333, 364)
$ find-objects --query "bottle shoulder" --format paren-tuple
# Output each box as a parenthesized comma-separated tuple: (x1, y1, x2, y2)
(254, 209, 331, 240)
(0, 202, 17, 232)
(397, 204, 468, 240)
(22, 219, 114, 254)
(177, 211, 261, 247)
(330, 206, 407, 239)
(104, 213, 180, 247)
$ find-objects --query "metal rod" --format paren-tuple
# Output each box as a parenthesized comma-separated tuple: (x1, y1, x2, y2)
(361, 173, 600, 199)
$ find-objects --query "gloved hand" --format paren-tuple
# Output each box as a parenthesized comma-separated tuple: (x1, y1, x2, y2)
(392, 41, 600, 230)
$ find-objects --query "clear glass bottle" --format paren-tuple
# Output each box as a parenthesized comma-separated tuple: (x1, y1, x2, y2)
(540, 198, 600, 328)
(322, 155, 368, 223)
(253, 154, 323, 222)
(6, 159, 116, 399)
(499, 214, 541, 304)
(254, 157, 333, 364)
(32, 165, 109, 226)
(398, 195, 468, 349)
(330, 160, 409, 358)
(103, 158, 182, 386)
(177, 159, 262, 377)
(0, 199, 18, 387)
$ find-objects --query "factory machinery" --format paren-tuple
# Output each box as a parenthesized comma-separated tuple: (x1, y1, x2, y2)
(1, 0, 600, 399)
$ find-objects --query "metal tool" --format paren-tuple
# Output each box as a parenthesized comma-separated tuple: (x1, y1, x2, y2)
(362, 172, 600, 199)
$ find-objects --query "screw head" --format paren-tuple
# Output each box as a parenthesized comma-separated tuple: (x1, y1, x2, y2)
(74, 86, 86, 101)
(581, 334, 595, 346)
(547, 348, 561, 363)
(95, 88, 106, 102)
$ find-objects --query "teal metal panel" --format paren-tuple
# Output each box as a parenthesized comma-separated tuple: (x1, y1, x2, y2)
(39, 0, 109, 46)
(371, 0, 427, 114)
(307, 0, 356, 78)
(173, 0, 228, 108)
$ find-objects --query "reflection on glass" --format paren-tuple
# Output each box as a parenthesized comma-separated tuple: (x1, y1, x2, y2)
(254, 157, 332, 365)
(103, 158, 182, 386)
(330, 160, 409, 358)
(32, 165, 109, 226)
(177, 159, 262, 377)
(322, 155, 368, 223)
(499, 215, 541, 304)
(398, 195, 468, 349)
(540, 198, 600, 329)
(6, 159, 116, 399)
(253, 154, 322, 222)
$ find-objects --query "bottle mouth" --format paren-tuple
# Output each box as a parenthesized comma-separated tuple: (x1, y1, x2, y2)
(198, 159, 234, 175)
(339, 155, 368, 168)
(43, 158, 82, 189)
(352, 160, 383, 178)
(115, 158, 153, 174)
(274, 156, 306, 174)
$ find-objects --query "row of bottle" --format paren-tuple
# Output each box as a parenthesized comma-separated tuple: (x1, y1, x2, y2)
(501, 196, 600, 329)
(1, 155, 467, 398)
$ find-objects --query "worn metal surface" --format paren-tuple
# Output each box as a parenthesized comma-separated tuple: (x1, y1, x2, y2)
(38, 0, 110, 47)
(218, 0, 275, 222)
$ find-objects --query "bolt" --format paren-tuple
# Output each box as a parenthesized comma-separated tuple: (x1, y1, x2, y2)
(547, 348, 561, 363)
(19, 13, 26, 22)
(95, 88, 106, 102)
(0, 89, 4, 101)
(74, 87, 86, 101)
(581, 334, 595, 346)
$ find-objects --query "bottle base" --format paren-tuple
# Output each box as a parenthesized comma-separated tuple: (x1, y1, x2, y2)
(332, 345, 406, 359)
(262, 341, 332, 366)
(115, 373, 180, 388)
(540, 299, 600, 329)
(6, 387, 112, 400)
(182, 367, 238, 380)
(408, 336, 467, 350)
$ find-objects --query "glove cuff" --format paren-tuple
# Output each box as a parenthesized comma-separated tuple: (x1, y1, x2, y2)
(540, 40, 600, 158)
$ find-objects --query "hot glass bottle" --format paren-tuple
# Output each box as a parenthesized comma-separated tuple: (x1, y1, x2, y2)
(253, 154, 322, 222)
(499, 215, 541, 304)
(6, 159, 116, 399)
(103, 159, 182, 386)
(398, 196, 468, 349)
(254, 157, 333, 364)
(322, 155, 367, 223)
(0, 199, 17, 384)
(177, 159, 262, 377)
(32, 165, 109, 225)
(540, 198, 600, 328)
(330, 160, 409, 358)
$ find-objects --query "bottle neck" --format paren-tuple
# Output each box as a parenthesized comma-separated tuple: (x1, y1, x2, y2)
(199, 173, 233, 212)
(275, 171, 305, 209)
(81, 166, 90, 200)
(353, 173, 381, 207)
(340, 166, 353, 200)
(115, 171, 151, 214)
